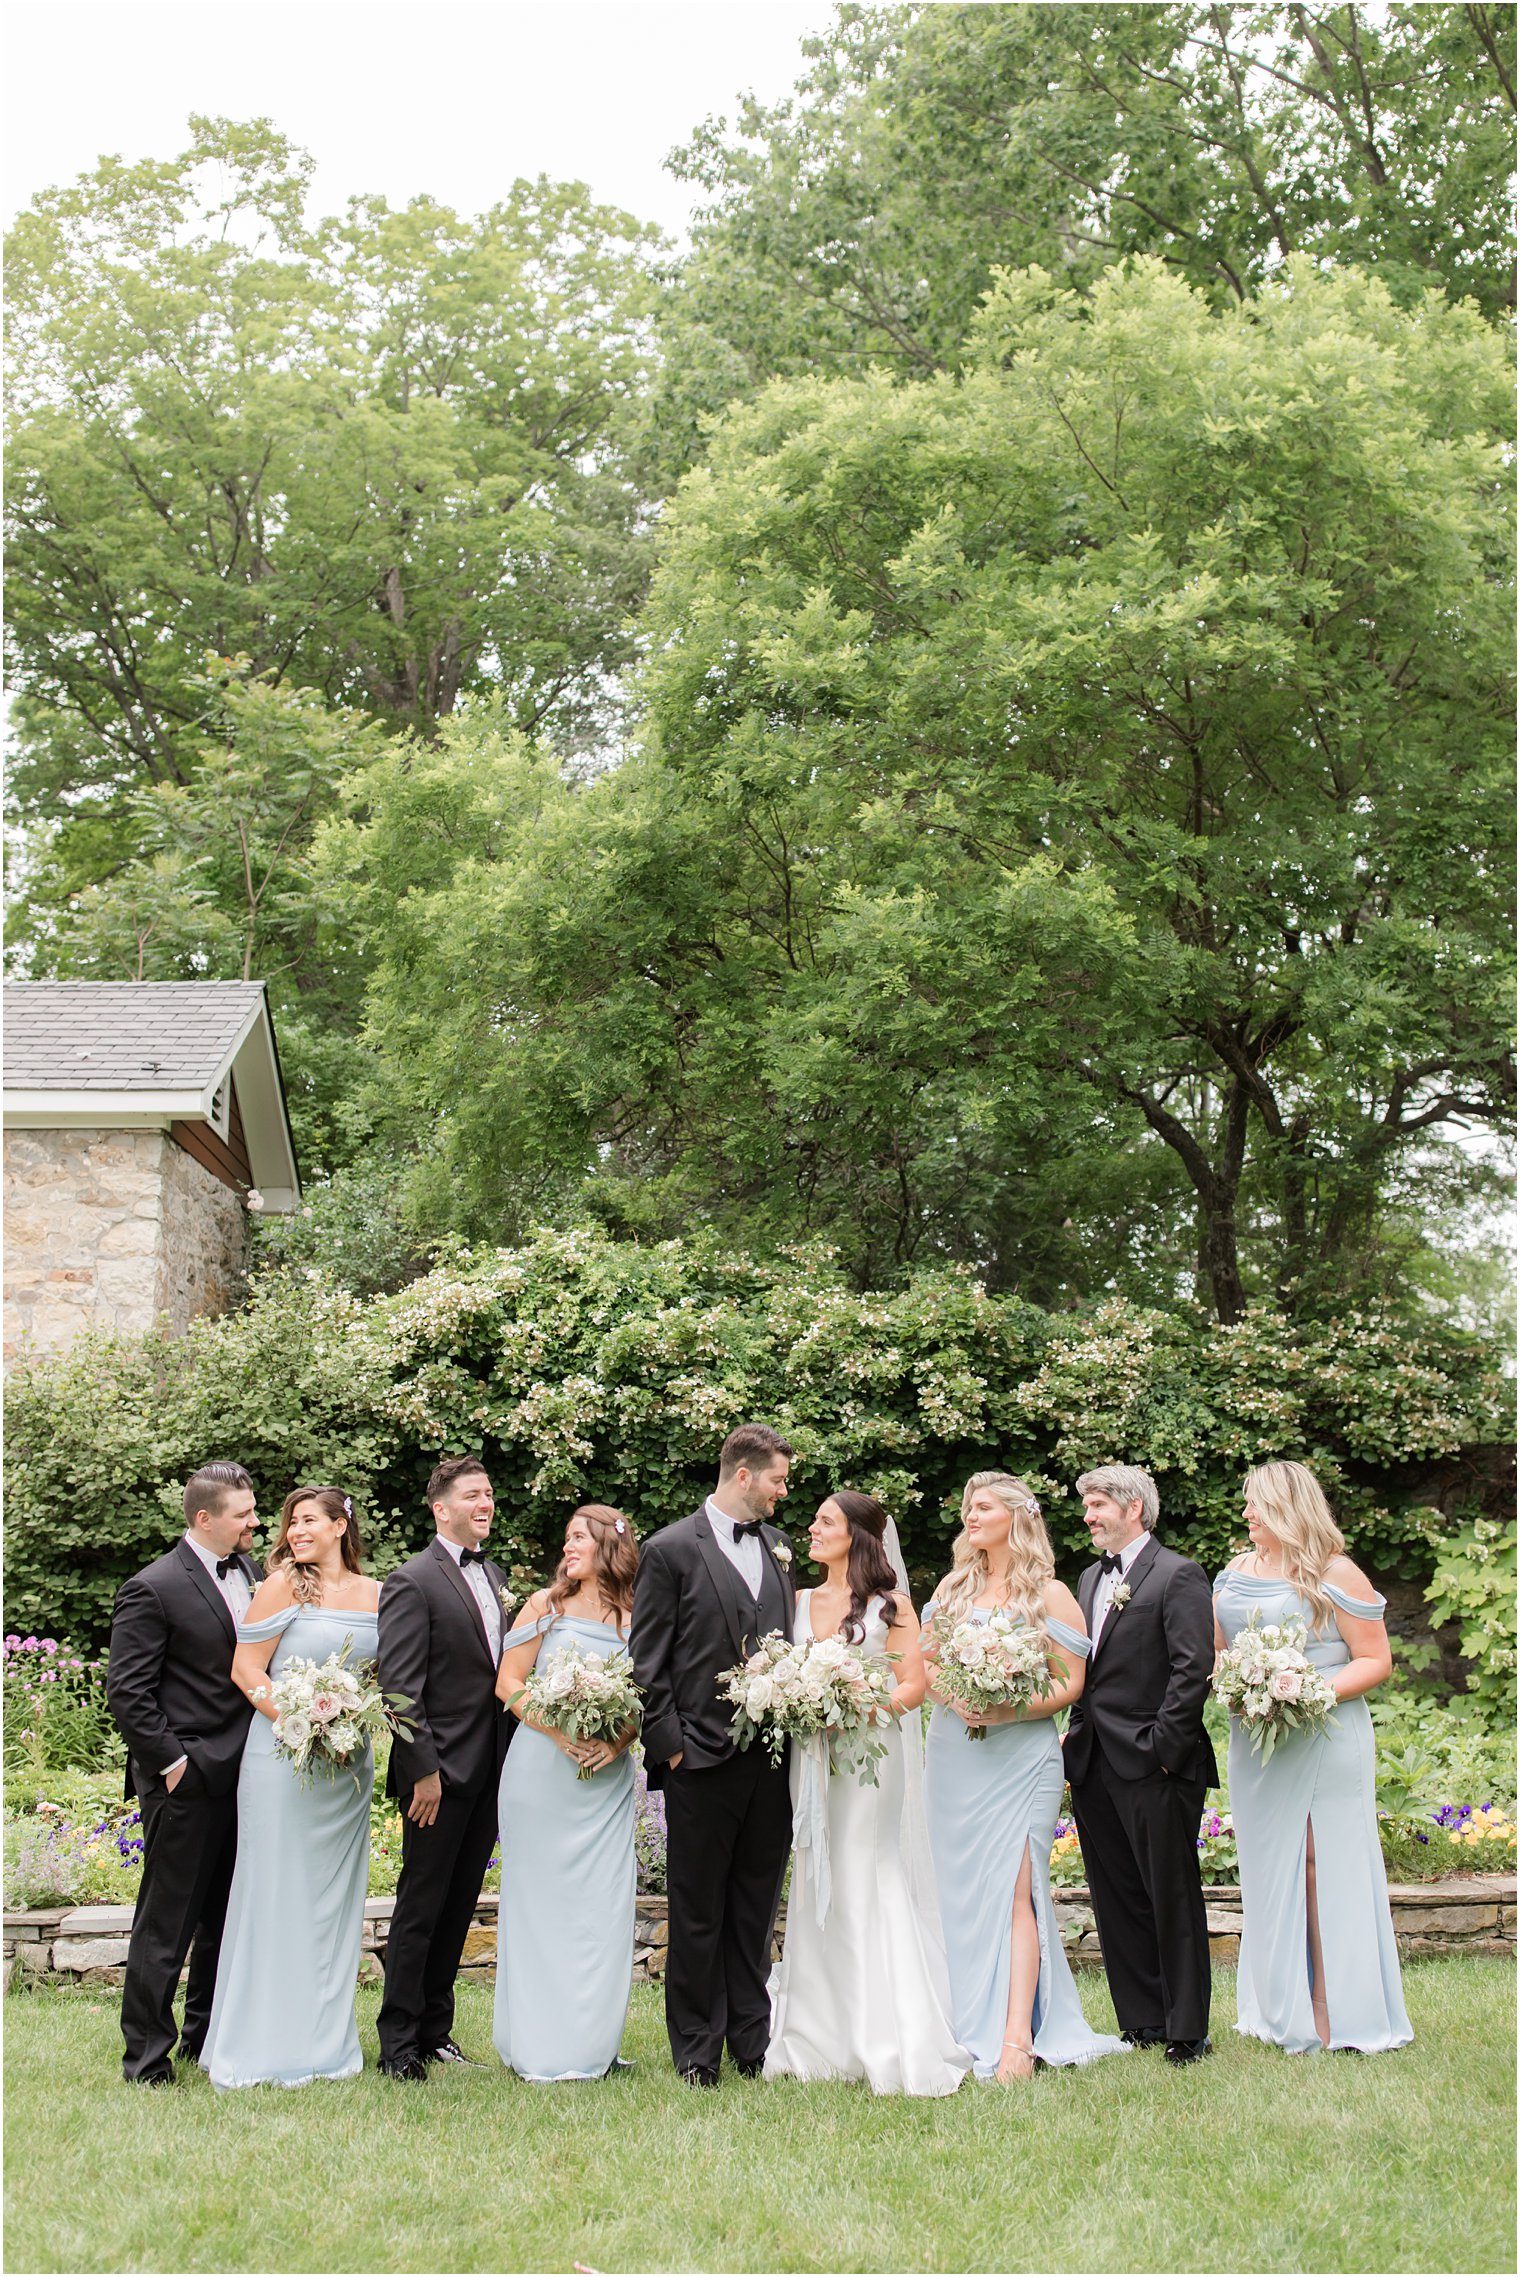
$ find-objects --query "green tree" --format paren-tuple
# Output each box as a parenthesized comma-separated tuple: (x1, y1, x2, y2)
(5, 116, 663, 906)
(35, 662, 387, 1169)
(334, 263, 1514, 1316)
(656, 2, 1516, 461)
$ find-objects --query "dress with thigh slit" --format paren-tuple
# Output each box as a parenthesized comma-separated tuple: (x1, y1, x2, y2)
(923, 1606, 1129, 2077)
(1214, 1571, 1412, 2054)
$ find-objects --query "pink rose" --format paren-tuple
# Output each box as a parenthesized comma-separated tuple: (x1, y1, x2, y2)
(1269, 1668, 1302, 1701)
(310, 1692, 341, 1722)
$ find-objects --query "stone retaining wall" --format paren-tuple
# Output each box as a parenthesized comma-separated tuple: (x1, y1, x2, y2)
(5, 1878, 1514, 1991)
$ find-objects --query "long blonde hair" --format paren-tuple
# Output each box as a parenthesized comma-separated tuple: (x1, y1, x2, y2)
(1244, 1460, 1345, 1631)
(935, 1472, 1053, 1629)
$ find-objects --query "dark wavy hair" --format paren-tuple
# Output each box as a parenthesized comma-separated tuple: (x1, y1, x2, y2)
(268, 1486, 364, 1605)
(545, 1504, 639, 1628)
(826, 1490, 901, 1642)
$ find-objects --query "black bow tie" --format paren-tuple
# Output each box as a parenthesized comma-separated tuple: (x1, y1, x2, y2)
(458, 1547, 489, 1567)
(215, 1555, 244, 1580)
(733, 1520, 765, 1541)
(1100, 1552, 1122, 1576)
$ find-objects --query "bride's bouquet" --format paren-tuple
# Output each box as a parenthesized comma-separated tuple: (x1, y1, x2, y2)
(265, 1642, 408, 1785)
(1212, 1612, 1337, 1761)
(926, 1605, 1054, 1740)
(718, 1630, 897, 1785)
(507, 1645, 641, 1779)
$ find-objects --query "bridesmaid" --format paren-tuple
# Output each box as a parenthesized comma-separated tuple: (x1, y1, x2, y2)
(1214, 1460, 1413, 2055)
(201, 1486, 379, 2089)
(493, 1505, 640, 2081)
(923, 1472, 1129, 2083)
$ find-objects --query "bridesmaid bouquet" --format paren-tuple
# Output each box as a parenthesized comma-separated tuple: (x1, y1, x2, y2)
(509, 1646, 641, 1779)
(1212, 1614, 1338, 1761)
(718, 1630, 897, 1784)
(265, 1643, 407, 1786)
(926, 1606, 1054, 1740)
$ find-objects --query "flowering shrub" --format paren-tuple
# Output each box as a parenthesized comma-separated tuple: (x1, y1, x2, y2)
(2, 1636, 123, 1777)
(4, 1231, 1508, 1651)
(1379, 1802, 1518, 1881)
(3, 1799, 144, 1908)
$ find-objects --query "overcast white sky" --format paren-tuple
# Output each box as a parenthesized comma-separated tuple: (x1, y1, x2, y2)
(3, 0, 833, 239)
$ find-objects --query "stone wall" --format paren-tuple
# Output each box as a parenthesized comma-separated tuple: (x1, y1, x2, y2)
(5, 1879, 1514, 1992)
(3, 1127, 247, 1366)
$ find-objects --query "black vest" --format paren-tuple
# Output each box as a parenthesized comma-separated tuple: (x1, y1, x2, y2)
(736, 1544, 789, 1654)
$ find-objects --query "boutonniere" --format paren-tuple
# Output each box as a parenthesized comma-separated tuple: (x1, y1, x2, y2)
(498, 1584, 520, 1619)
(1108, 1582, 1131, 1612)
(770, 1539, 793, 1571)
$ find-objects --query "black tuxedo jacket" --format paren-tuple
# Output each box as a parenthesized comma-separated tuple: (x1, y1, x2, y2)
(1063, 1536, 1218, 1786)
(378, 1537, 513, 1802)
(107, 1542, 263, 1800)
(630, 1507, 795, 1783)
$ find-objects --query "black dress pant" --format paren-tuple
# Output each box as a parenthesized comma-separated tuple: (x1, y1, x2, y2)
(662, 1748, 792, 2075)
(120, 1763, 238, 2080)
(1069, 1742, 1212, 2044)
(377, 1778, 499, 2064)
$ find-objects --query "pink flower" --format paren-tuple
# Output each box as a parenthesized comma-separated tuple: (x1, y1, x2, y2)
(310, 1692, 342, 1723)
(1269, 1668, 1302, 1701)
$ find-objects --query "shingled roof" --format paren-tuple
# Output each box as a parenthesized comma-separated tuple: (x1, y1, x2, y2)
(4, 981, 269, 1090)
(3, 981, 300, 1209)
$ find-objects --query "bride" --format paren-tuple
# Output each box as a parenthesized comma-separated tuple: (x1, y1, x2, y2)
(764, 1490, 968, 2097)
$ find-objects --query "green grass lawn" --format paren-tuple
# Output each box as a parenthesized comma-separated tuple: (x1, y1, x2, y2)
(3, 1963, 1514, 2274)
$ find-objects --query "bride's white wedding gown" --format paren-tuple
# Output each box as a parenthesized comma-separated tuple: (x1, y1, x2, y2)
(764, 1592, 969, 2097)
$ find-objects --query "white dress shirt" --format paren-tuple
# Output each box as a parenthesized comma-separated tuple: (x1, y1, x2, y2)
(705, 1496, 765, 1598)
(165, 1534, 255, 1778)
(1090, 1529, 1149, 1645)
(437, 1533, 503, 1659)
(183, 1531, 253, 1626)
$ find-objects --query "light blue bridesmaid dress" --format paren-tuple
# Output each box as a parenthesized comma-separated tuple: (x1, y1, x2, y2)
(201, 1602, 377, 2089)
(494, 1611, 636, 2081)
(1214, 1571, 1413, 2054)
(923, 1606, 1130, 2076)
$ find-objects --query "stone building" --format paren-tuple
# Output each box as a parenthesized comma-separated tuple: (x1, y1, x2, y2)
(3, 982, 301, 1365)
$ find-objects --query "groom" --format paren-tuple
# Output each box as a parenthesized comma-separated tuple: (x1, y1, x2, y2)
(630, 1423, 796, 2087)
(1064, 1462, 1218, 2064)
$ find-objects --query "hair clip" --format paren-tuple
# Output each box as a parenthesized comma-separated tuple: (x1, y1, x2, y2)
(614, 1518, 627, 1534)
(1023, 1497, 1040, 1515)
(343, 1496, 353, 1518)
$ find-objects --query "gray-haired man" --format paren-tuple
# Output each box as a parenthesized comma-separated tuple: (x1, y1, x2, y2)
(1063, 1463, 1218, 2064)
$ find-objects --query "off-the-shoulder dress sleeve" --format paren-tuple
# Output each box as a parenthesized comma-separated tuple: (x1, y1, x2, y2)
(238, 1605, 300, 1643)
(502, 1611, 557, 1653)
(1324, 1581, 1387, 1619)
(1044, 1615, 1091, 1658)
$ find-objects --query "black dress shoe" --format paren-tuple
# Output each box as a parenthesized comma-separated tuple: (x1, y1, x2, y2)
(606, 2057, 636, 2075)
(379, 2055, 430, 2082)
(731, 2057, 765, 2079)
(1121, 2029, 1168, 2047)
(174, 2043, 203, 2066)
(680, 2065, 719, 2090)
(126, 2068, 174, 2087)
(429, 2039, 482, 2067)
(1164, 2037, 1213, 2065)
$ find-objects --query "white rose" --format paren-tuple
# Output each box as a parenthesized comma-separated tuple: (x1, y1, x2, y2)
(278, 1712, 312, 1750)
(1269, 1668, 1303, 1701)
(745, 1676, 775, 1717)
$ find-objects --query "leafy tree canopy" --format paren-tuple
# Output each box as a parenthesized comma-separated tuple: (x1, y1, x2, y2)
(5, 115, 664, 892)
(656, 2, 1516, 461)
(330, 262, 1514, 1317)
